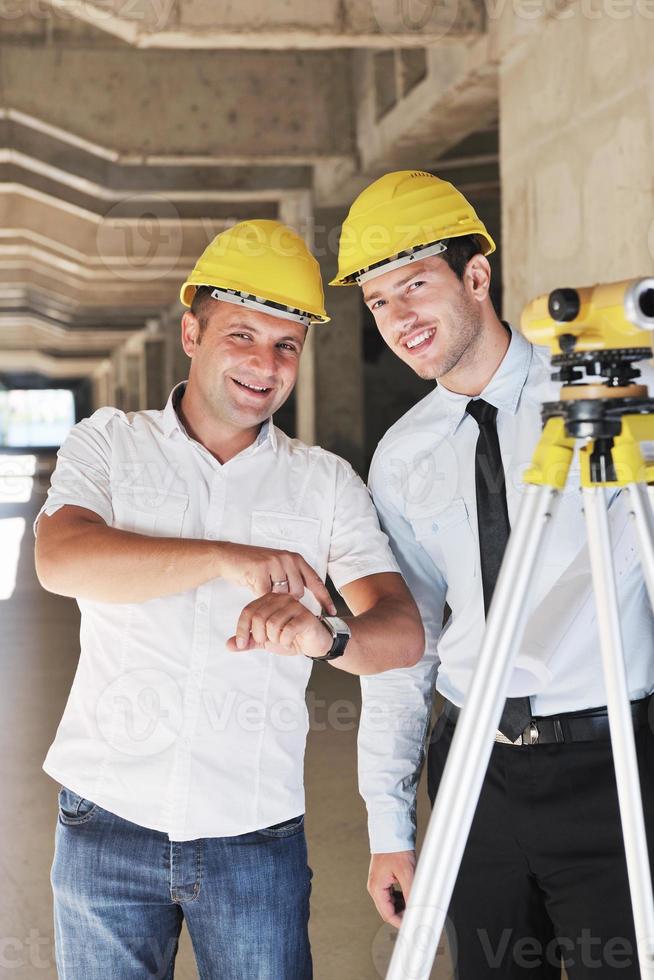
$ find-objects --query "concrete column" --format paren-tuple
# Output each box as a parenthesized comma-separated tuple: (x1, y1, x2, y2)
(281, 194, 366, 474)
(124, 351, 142, 413)
(111, 349, 127, 412)
(160, 306, 189, 395)
(91, 374, 104, 413)
(496, 5, 654, 325)
(279, 193, 317, 448)
(91, 363, 112, 411)
(314, 206, 365, 475)
(142, 337, 167, 411)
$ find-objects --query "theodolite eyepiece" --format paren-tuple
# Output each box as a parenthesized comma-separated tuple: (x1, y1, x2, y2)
(548, 288, 581, 323)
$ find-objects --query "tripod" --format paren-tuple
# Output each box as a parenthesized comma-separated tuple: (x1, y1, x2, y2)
(385, 339, 654, 978)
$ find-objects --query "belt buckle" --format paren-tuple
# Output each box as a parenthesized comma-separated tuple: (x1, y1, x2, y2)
(522, 721, 539, 746)
(494, 722, 539, 746)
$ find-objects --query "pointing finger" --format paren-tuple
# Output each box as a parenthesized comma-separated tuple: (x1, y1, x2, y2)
(298, 559, 336, 614)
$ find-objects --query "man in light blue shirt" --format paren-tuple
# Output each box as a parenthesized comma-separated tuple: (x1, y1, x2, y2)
(332, 171, 654, 978)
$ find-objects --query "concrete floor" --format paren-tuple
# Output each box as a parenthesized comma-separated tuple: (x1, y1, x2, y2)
(0, 454, 448, 980)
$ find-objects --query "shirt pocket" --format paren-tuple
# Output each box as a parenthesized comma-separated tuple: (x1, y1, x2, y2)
(408, 498, 478, 610)
(111, 484, 190, 538)
(250, 511, 321, 568)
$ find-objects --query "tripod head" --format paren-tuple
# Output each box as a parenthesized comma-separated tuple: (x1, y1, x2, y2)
(520, 278, 654, 482)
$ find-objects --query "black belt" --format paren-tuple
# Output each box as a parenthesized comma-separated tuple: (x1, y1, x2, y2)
(442, 695, 653, 746)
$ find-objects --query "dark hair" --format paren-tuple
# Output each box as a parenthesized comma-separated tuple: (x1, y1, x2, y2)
(190, 285, 215, 339)
(440, 234, 484, 281)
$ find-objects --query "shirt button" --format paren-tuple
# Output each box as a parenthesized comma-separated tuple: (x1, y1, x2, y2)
(197, 602, 207, 614)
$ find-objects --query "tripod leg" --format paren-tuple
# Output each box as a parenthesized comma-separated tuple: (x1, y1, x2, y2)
(583, 486, 654, 978)
(386, 483, 559, 980)
(625, 482, 654, 611)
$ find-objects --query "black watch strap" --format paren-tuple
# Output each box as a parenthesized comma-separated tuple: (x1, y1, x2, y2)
(310, 616, 351, 662)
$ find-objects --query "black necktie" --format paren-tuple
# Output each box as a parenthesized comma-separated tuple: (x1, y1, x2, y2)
(466, 398, 531, 742)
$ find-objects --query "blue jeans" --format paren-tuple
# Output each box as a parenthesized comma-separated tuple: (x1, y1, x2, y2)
(52, 786, 313, 979)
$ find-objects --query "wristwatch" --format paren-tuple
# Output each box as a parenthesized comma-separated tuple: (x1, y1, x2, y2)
(308, 615, 351, 662)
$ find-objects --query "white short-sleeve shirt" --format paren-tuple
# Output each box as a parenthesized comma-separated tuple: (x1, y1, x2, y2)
(35, 382, 400, 841)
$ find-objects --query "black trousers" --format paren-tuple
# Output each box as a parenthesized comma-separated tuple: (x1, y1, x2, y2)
(427, 717, 654, 979)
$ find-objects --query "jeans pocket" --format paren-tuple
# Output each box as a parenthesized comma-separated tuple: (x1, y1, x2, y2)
(58, 786, 100, 826)
(257, 814, 305, 839)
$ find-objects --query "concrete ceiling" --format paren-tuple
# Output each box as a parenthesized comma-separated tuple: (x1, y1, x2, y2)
(0, 1, 499, 383)
(32, 0, 484, 49)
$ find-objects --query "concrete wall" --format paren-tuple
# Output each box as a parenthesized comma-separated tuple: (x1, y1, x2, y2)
(496, 2, 654, 324)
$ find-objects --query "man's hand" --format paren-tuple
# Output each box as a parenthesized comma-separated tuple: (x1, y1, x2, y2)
(227, 594, 334, 658)
(215, 541, 336, 613)
(367, 850, 416, 928)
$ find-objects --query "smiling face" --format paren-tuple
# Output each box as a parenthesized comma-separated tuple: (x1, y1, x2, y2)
(362, 254, 489, 384)
(182, 299, 306, 434)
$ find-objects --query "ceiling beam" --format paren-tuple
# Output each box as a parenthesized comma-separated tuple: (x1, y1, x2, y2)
(37, 0, 483, 49)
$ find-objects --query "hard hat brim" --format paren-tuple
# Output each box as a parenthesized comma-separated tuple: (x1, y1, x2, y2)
(180, 279, 330, 325)
(330, 230, 496, 287)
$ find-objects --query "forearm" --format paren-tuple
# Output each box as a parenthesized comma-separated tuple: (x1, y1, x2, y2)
(358, 659, 438, 853)
(36, 523, 222, 603)
(333, 595, 425, 676)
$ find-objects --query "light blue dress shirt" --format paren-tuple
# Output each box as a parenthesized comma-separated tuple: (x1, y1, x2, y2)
(359, 325, 654, 853)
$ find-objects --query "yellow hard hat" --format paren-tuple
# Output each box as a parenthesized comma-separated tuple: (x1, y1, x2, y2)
(180, 219, 330, 325)
(330, 170, 496, 287)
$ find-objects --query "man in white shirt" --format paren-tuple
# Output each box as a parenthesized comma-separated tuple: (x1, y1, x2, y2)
(331, 172, 654, 978)
(34, 219, 424, 980)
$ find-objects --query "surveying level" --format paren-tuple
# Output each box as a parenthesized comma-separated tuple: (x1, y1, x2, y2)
(523, 277, 654, 362)
(522, 278, 654, 487)
(386, 278, 654, 980)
